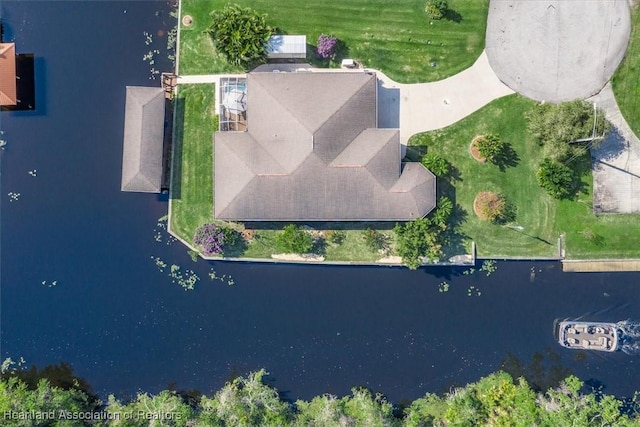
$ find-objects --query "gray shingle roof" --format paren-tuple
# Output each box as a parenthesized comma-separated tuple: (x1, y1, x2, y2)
(121, 86, 165, 193)
(214, 72, 435, 220)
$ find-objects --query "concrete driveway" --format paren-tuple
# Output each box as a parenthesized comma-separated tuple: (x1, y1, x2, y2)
(375, 51, 514, 145)
(589, 83, 640, 213)
(485, 0, 630, 102)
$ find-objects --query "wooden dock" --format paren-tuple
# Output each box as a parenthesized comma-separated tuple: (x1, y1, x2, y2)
(562, 259, 640, 272)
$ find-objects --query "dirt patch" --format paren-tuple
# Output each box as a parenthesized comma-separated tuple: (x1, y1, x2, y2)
(470, 135, 487, 163)
(241, 229, 254, 241)
(473, 191, 502, 221)
(271, 254, 325, 262)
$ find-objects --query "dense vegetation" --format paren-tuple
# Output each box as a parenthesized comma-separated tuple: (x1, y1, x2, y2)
(2, 362, 639, 426)
(206, 4, 273, 69)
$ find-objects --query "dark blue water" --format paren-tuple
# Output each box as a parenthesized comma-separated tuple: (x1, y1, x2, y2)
(1, 0, 640, 404)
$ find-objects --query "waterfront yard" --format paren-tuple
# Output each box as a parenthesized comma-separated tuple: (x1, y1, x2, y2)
(168, 84, 397, 262)
(612, 5, 640, 138)
(169, 84, 215, 244)
(178, 0, 489, 83)
(410, 94, 640, 259)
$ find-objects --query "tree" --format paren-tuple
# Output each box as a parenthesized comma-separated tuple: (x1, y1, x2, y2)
(536, 158, 575, 199)
(316, 34, 337, 60)
(362, 228, 387, 252)
(394, 196, 453, 269)
(276, 224, 313, 254)
(105, 391, 194, 427)
(421, 152, 449, 176)
(194, 223, 225, 256)
(198, 370, 293, 427)
(207, 4, 274, 69)
(526, 100, 609, 162)
(425, 0, 448, 20)
(476, 134, 507, 163)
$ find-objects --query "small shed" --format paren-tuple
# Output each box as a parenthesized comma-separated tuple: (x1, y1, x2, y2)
(0, 43, 17, 106)
(121, 86, 165, 193)
(266, 35, 307, 60)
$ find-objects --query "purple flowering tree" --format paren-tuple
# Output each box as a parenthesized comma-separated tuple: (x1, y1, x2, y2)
(193, 223, 225, 256)
(316, 34, 337, 60)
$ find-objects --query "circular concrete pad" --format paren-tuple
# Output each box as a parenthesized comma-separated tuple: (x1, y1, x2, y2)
(486, 0, 630, 102)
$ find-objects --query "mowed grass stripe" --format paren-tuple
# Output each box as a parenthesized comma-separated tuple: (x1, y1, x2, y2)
(181, 0, 488, 82)
(170, 84, 215, 244)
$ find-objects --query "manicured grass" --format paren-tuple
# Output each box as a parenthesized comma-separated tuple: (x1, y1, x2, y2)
(556, 179, 640, 259)
(169, 84, 216, 245)
(179, 0, 489, 83)
(410, 95, 559, 258)
(612, 5, 640, 138)
(411, 94, 640, 259)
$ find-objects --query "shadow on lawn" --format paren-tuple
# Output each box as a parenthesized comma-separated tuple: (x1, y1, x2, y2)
(443, 8, 462, 23)
(436, 167, 470, 260)
(305, 38, 350, 69)
(492, 142, 520, 172)
(169, 96, 186, 200)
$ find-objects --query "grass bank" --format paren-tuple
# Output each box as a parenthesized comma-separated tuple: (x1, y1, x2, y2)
(178, 0, 488, 83)
(612, 5, 640, 137)
(169, 84, 215, 245)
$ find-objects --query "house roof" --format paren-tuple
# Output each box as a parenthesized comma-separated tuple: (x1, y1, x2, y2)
(214, 71, 436, 221)
(121, 86, 165, 193)
(0, 43, 17, 106)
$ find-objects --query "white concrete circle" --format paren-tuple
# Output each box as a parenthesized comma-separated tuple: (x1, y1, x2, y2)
(486, 0, 631, 102)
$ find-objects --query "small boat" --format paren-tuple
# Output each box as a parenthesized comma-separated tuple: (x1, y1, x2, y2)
(555, 320, 620, 352)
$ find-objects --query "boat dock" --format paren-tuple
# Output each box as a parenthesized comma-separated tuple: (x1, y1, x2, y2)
(562, 259, 640, 272)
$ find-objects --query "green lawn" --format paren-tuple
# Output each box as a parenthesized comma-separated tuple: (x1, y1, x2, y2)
(169, 84, 216, 245)
(410, 94, 640, 259)
(612, 5, 640, 138)
(409, 95, 559, 258)
(179, 0, 489, 83)
(556, 185, 640, 259)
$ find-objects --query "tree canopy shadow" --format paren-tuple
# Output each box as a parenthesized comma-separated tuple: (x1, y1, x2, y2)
(500, 349, 573, 393)
(492, 142, 520, 172)
(443, 8, 462, 23)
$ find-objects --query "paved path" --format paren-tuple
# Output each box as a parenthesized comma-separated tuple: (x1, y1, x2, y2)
(178, 53, 514, 146)
(563, 259, 640, 272)
(375, 51, 515, 144)
(588, 83, 640, 213)
(485, 0, 631, 102)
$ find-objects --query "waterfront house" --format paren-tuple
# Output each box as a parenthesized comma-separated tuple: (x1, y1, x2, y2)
(214, 71, 435, 221)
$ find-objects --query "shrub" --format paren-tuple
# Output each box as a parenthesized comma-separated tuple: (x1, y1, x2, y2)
(393, 197, 453, 269)
(536, 158, 574, 199)
(276, 225, 313, 254)
(325, 230, 346, 244)
(362, 228, 386, 251)
(421, 152, 449, 176)
(193, 223, 225, 256)
(316, 34, 338, 59)
(474, 192, 508, 223)
(207, 4, 273, 69)
(425, 0, 448, 20)
(526, 100, 609, 162)
(476, 134, 506, 163)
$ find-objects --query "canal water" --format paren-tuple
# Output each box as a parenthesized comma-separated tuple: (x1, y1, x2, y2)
(1, 0, 639, 403)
